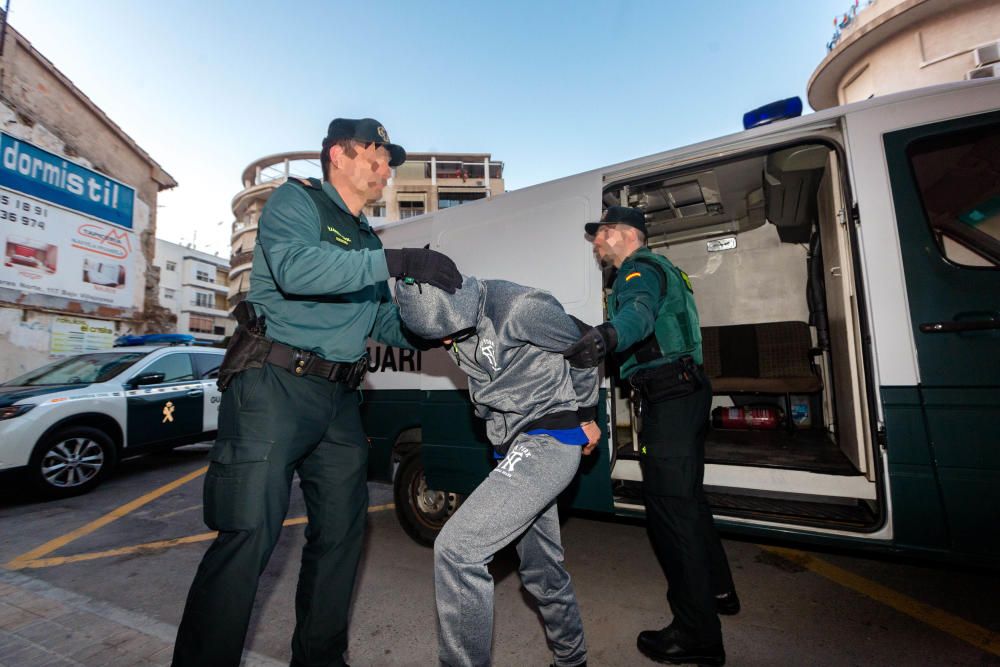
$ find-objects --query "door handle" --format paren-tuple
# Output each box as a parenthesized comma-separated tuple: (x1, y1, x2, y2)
(187, 389, 205, 397)
(919, 320, 1000, 333)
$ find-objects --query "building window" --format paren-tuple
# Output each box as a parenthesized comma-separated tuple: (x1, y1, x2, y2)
(439, 192, 486, 209)
(368, 203, 386, 217)
(214, 325, 226, 335)
(165, 261, 176, 271)
(189, 316, 213, 333)
(907, 121, 1000, 268)
(196, 269, 213, 283)
(163, 288, 175, 300)
(194, 292, 214, 308)
(399, 201, 425, 219)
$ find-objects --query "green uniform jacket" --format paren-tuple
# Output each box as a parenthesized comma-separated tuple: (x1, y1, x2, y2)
(607, 247, 703, 378)
(247, 178, 413, 362)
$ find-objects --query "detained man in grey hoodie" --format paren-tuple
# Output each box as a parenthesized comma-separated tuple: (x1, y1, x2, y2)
(395, 275, 600, 667)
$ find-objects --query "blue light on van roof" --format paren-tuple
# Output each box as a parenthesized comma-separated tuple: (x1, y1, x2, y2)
(114, 333, 195, 347)
(743, 97, 804, 130)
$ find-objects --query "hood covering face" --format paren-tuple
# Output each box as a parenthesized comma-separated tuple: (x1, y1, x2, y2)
(395, 275, 483, 340)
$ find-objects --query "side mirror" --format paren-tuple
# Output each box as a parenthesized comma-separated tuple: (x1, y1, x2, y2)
(129, 371, 166, 387)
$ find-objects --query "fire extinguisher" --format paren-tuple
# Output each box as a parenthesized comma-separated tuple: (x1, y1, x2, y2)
(711, 405, 784, 430)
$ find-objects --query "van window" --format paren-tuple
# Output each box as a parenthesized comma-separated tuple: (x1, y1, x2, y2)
(906, 122, 1000, 268)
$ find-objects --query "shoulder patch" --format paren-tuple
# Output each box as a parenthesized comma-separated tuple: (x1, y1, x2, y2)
(625, 271, 642, 282)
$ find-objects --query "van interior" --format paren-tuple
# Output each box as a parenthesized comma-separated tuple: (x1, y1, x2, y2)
(604, 142, 882, 532)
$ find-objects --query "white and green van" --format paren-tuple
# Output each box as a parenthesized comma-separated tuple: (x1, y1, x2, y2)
(360, 78, 1000, 564)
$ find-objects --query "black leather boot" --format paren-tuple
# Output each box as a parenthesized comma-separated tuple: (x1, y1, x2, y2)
(636, 626, 725, 666)
(715, 590, 741, 616)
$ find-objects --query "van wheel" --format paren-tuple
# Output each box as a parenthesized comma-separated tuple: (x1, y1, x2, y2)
(394, 449, 463, 546)
(30, 427, 116, 498)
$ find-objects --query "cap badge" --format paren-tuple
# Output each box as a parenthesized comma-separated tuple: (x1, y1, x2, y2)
(377, 125, 389, 142)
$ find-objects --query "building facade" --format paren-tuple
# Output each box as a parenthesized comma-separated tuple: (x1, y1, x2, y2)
(0, 19, 176, 380)
(154, 239, 233, 343)
(808, 0, 1000, 110)
(229, 150, 504, 307)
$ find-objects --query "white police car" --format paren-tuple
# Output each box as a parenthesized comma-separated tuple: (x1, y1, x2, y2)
(0, 334, 225, 498)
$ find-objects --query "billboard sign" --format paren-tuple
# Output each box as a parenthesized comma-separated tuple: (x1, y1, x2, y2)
(0, 134, 139, 310)
(0, 133, 134, 229)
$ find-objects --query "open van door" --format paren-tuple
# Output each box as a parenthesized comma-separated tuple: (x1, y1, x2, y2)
(882, 108, 1000, 559)
(816, 151, 873, 477)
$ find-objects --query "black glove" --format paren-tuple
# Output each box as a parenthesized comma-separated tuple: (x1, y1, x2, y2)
(563, 323, 618, 368)
(384, 248, 462, 294)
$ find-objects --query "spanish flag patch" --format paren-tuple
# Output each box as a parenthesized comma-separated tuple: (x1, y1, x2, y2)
(625, 272, 642, 282)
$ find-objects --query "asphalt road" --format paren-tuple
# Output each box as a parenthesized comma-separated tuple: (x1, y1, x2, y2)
(1, 445, 998, 666)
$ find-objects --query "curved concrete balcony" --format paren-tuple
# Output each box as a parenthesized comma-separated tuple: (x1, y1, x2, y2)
(232, 151, 320, 219)
(231, 249, 254, 271)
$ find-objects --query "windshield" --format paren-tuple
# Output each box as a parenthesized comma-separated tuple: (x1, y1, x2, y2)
(3, 352, 147, 386)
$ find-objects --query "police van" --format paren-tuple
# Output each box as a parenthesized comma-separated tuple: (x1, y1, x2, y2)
(361, 78, 1000, 563)
(0, 334, 224, 497)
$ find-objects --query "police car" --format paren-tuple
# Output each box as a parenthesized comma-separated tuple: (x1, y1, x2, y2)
(0, 334, 225, 498)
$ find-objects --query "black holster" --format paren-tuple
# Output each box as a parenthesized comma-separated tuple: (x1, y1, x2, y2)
(217, 325, 272, 391)
(630, 355, 702, 403)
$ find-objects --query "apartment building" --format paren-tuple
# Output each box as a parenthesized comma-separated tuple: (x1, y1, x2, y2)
(155, 239, 233, 343)
(809, 0, 1000, 110)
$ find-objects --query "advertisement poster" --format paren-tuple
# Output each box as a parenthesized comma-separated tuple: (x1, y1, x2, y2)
(0, 133, 138, 310)
(50, 316, 116, 356)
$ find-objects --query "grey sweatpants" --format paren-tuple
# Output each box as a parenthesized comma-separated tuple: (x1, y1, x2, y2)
(434, 433, 588, 667)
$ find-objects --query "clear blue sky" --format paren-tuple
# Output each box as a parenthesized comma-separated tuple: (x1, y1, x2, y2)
(10, 0, 851, 256)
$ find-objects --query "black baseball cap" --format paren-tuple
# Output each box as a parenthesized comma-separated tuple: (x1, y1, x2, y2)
(323, 118, 406, 167)
(584, 206, 647, 236)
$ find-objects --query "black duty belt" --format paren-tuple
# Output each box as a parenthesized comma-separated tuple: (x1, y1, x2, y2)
(628, 356, 704, 402)
(265, 339, 368, 387)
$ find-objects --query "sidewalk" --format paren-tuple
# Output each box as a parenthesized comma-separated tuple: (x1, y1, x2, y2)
(0, 570, 282, 667)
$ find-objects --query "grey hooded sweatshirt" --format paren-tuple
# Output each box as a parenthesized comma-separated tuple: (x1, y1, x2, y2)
(395, 276, 599, 453)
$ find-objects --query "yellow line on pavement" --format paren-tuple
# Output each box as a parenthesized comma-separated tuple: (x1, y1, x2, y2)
(761, 545, 1000, 658)
(6, 465, 209, 570)
(11, 503, 396, 569)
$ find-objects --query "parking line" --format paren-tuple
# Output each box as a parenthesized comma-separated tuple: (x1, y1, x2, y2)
(762, 545, 1000, 658)
(11, 503, 396, 569)
(5, 465, 209, 570)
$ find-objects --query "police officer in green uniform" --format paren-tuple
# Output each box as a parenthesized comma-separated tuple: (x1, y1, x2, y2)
(563, 206, 738, 666)
(172, 118, 462, 667)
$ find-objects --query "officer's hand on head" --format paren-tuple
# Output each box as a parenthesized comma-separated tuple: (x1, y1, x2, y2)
(563, 323, 617, 368)
(384, 248, 462, 294)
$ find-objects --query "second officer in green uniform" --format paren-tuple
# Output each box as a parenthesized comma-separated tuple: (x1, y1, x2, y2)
(172, 118, 462, 667)
(564, 206, 738, 666)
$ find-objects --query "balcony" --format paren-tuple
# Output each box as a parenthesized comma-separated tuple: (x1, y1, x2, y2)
(393, 158, 504, 185)
(184, 303, 230, 318)
(231, 250, 254, 270)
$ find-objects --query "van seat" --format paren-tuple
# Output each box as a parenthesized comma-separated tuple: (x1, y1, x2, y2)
(701, 321, 822, 394)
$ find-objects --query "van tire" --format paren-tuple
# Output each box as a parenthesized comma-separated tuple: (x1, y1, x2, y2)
(394, 449, 463, 547)
(29, 426, 116, 499)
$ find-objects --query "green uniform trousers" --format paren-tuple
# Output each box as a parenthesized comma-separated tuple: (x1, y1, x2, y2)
(638, 370, 734, 646)
(172, 363, 368, 667)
